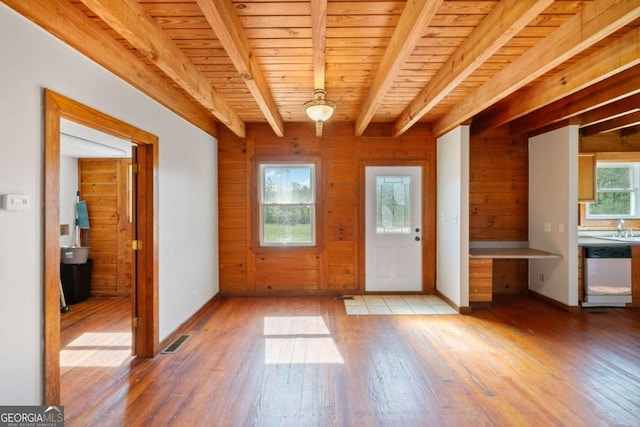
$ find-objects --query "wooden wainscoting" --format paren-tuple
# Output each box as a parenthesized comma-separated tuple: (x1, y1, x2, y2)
(79, 158, 133, 296)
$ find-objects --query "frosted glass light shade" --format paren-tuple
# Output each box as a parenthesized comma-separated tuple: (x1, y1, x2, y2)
(305, 103, 335, 121)
(304, 90, 336, 122)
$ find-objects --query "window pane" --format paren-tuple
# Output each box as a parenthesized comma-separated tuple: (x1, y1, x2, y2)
(588, 192, 632, 216)
(587, 163, 639, 219)
(263, 166, 312, 204)
(596, 167, 632, 190)
(263, 205, 313, 244)
(376, 176, 411, 233)
(260, 163, 315, 246)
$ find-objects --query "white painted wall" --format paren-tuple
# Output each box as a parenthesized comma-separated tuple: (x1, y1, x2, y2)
(59, 156, 78, 248)
(436, 126, 470, 308)
(528, 126, 579, 306)
(0, 4, 219, 404)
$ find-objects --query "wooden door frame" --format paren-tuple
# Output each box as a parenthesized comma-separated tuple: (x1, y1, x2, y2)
(43, 90, 159, 405)
(359, 160, 434, 294)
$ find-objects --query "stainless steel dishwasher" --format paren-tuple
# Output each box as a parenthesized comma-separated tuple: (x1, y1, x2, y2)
(583, 246, 632, 307)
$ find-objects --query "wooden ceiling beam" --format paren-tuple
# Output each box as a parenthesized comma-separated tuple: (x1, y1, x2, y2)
(393, 0, 554, 137)
(622, 124, 640, 136)
(581, 111, 640, 136)
(311, 0, 327, 91)
(434, 0, 640, 138)
(509, 65, 640, 135)
(311, 0, 328, 137)
(195, 0, 284, 137)
(2, 0, 218, 136)
(580, 131, 640, 152)
(355, 0, 444, 136)
(473, 26, 640, 135)
(577, 93, 640, 128)
(79, 0, 245, 137)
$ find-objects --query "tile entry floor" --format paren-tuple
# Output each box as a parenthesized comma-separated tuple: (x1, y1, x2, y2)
(342, 295, 459, 315)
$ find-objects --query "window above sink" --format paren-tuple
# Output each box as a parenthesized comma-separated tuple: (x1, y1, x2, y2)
(586, 161, 640, 220)
(579, 153, 640, 231)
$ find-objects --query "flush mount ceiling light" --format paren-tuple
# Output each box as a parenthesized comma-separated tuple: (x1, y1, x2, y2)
(304, 89, 336, 123)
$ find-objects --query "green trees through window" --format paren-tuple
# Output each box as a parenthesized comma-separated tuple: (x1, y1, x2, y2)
(260, 164, 315, 245)
(587, 163, 639, 218)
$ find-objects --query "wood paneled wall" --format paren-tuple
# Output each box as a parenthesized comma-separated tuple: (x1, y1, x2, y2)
(218, 122, 436, 295)
(79, 158, 133, 296)
(470, 127, 529, 295)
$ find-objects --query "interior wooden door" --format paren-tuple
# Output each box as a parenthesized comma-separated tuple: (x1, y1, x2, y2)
(78, 158, 133, 296)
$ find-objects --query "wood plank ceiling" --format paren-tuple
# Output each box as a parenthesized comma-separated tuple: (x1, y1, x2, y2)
(6, 0, 640, 138)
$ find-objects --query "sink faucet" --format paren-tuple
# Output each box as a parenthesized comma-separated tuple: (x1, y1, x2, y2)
(617, 219, 625, 236)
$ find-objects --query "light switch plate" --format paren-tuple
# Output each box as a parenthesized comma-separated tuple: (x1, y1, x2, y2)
(1, 194, 31, 211)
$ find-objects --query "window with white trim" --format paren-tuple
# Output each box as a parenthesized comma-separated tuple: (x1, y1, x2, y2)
(586, 162, 640, 219)
(259, 163, 316, 246)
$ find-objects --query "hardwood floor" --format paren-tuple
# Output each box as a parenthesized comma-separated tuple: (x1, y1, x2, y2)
(60, 295, 640, 426)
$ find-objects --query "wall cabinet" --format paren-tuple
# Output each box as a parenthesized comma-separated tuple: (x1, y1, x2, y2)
(578, 153, 596, 202)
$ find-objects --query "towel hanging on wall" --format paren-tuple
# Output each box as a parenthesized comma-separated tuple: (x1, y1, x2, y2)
(73, 190, 90, 248)
(76, 200, 90, 229)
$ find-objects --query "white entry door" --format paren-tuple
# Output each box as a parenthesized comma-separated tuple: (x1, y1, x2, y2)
(365, 166, 422, 291)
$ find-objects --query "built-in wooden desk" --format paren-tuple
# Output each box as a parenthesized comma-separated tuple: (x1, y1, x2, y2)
(469, 246, 562, 303)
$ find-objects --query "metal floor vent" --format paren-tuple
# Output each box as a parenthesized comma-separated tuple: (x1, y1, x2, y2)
(335, 296, 355, 300)
(161, 334, 191, 354)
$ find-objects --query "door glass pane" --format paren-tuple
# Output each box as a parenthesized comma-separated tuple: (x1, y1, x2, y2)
(376, 176, 410, 233)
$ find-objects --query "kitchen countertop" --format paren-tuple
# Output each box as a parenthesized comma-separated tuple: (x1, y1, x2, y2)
(578, 235, 640, 246)
(469, 247, 562, 259)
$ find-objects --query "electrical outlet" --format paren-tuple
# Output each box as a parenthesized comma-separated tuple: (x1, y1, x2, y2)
(539, 273, 544, 282)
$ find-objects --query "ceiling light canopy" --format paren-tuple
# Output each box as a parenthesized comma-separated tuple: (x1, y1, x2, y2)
(304, 89, 336, 122)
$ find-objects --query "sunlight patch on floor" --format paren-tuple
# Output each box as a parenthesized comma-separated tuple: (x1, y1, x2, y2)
(264, 316, 344, 364)
(264, 316, 330, 335)
(60, 332, 132, 368)
(265, 337, 344, 364)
